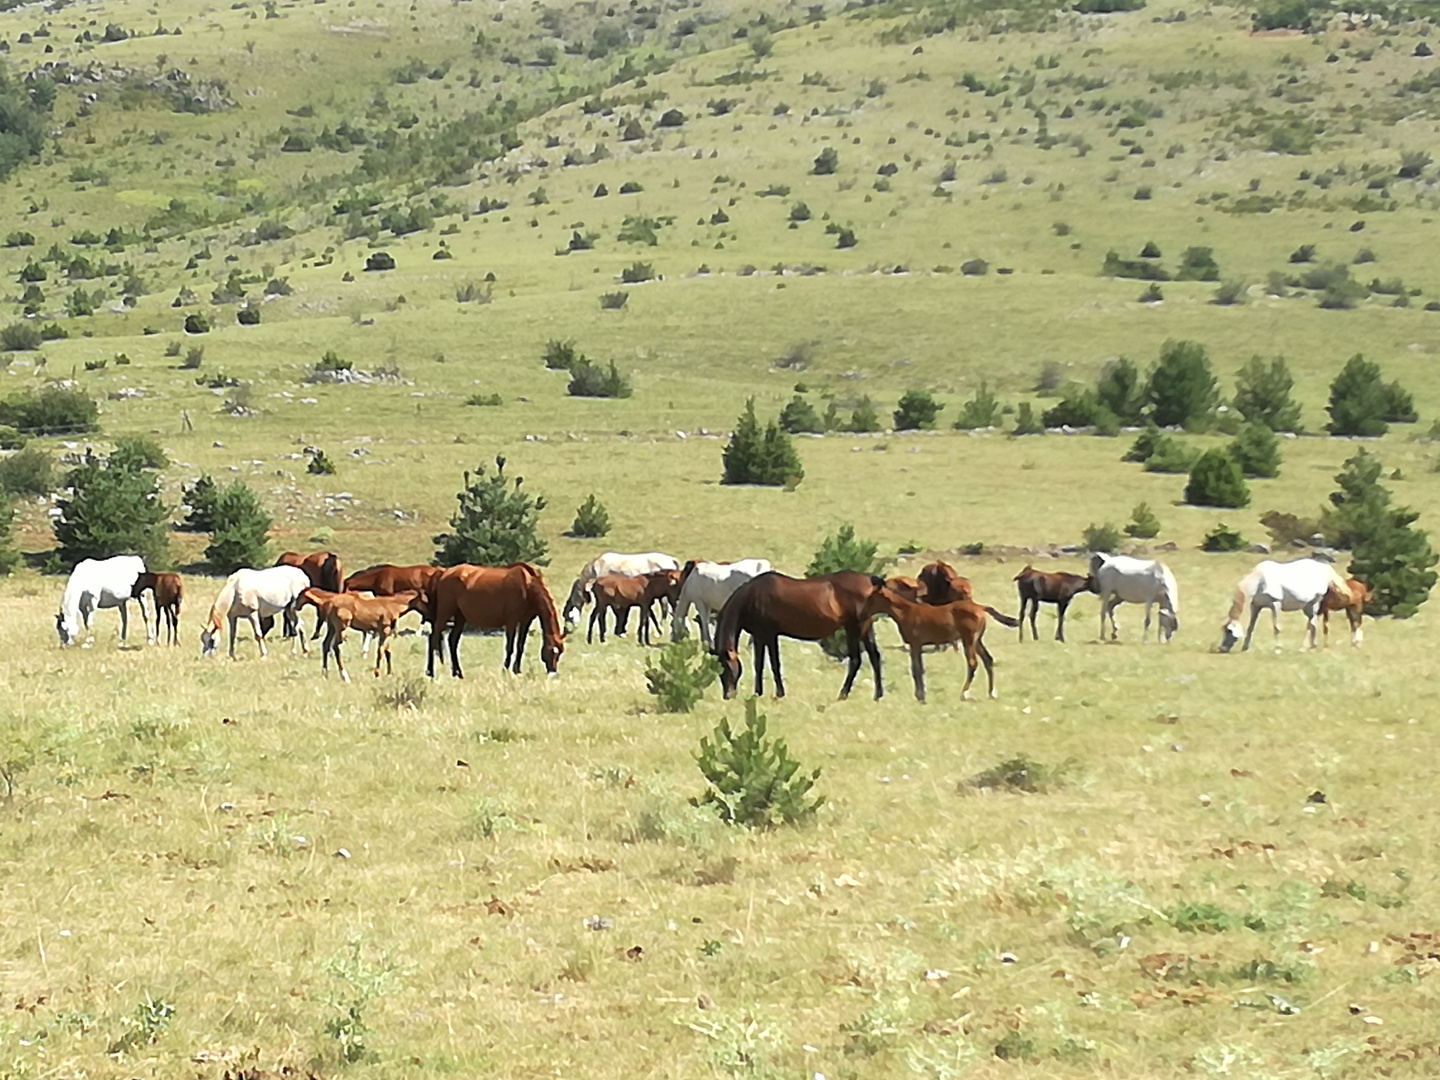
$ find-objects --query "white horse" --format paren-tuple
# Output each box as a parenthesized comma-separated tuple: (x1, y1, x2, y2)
(55, 555, 147, 647)
(671, 558, 773, 647)
(1219, 559, 1352, 653)
(1090, 552, 1180, 643)
(563, 551, 681, 623)
(200, 566, 311, 658)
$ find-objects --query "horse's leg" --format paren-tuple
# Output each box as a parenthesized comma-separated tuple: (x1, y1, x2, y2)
(838, 628, 862, 701)
(1271, 603, 1284, 650)
(768, 635, 785, 699)
(1241, 605, 1262, 651)
(909, 643, 926, 702)
(979, 639, 997, 699)
(1142, 601, 1152, 644)
(864, 629, 883, 700)
(335, 627, 351, 684)
(512, 619, 531, 674)
(1055, 598, 1070, 642)
(118, 600, 129, 643)
(1350, 608, 1364, 648)
(752, 634, 766, 696)
(320, 624, 334, 677)
(697, 602, 713, 650)
(251, 612, 268, 658)
(587, 604, 599, 645)
(960, 638, 979, 701)
(448, 622, 465, 678)
(1027, 598, 1040, 641)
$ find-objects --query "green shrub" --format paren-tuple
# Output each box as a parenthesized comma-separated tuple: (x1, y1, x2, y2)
(569, 494, 610, 538)
(953, 382, 1003, 430)
(567, 359, 632, 398)
(846, 396, 881, 433)
(464, 392, 504, 407)
(183, 312, 210, 334)
(779, 394, 825, 434)
(1185, 449, 1251, 508)
(1260, 510, 1322, 548)
(620, 261, 654, 283)
(960, 753, 1070, 794)
(203, 481, 273, 573)
(1233, 356, 1302, 432)
(807, 523, 882, 577)
(1323, 450, 1437, 617)
(0, 323, 42, 351)
(110, 436, 168, 473)
(1326, 353, 1408, 437)
(180, 345, 204, 370)
(1012, 401, 1045, 435)
(693, 698, 823, 828)
(1095, 357, 1145, 423)
(1141, 435, 1198, 474)
(179, 474, 221, 533)
(0, 385, 99, 435)
(306, 448, 338, 476)
(1147, 339, 1218, 430)
(893, 389, 943, 430)
(1229, 422, 1281, 479)
(433, 455, 549, 567)
(52, 449, 171, 568)
(542, 339, 580, 370)
(1083, 521, 1122, 553)
(1201, 523, 1247, 552)
(721, 398, 804, 487)
(0, 446, 53, 496)
(646, 638, 719, 712)
(1175, 246, 1220, 282)
(812, 147, 839, 175)
(1103, 250, 1169, 281)
(1122, 422, 1165, 463)
(0, 501, 20, 576)
(1043, 390, 1115, 430)
(1126, 502, 1161, 539)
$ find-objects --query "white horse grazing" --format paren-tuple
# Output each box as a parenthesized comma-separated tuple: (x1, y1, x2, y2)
(671, 558, 773, 647)
(1219, 559, 1352, 653)
(200, 566, 311, 658)
(1090, 552, 1180, 643)
(55, 555, 147, 647)
(563, 551, 682, 622)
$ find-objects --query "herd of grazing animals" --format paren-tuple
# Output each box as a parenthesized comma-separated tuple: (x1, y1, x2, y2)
(52, 544, 1372, 700)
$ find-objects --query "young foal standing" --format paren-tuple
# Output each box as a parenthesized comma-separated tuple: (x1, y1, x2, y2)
(714, 571, 885, 700)
(864, 585, 1020, 701)
(132, 571, 184, 645)
(1321, 577, 1371, 647)
(1013, 565, 1096, 643)
(588, 569, 681, 644)
(298, 587, 428, 680)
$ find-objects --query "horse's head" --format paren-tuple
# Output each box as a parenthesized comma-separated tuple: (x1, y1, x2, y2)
(1082, 573, 1100, 595)
(1159, 609, 1179, 642)
(200, 625, 219, 657)
(717, 645, 742, 699)
(541, 631, 564, 675)
(55, 610, 76, 647)
(1217, 619, 1240, 653)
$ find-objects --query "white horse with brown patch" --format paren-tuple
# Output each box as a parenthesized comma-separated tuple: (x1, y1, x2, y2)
(1218, 558, 1352, 653)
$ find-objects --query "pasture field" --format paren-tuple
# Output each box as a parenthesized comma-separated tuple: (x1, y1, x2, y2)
(4, 0, 1440, 1075)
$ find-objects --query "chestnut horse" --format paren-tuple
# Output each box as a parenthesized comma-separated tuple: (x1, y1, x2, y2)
(298, 587, 429, 680)
(918, 561, 974, 604)
(132, 571, 183, 645)
(1014, 565, 1096, 643)
(865, 585, 1020, 701)
(588, 569, 682, 645)
(714, 571, 885, 700)
(425, 563, 564, 678)
(1321, 577, 1371, 648)
(344, 563, 444, 596)
(885, 575, 927, 603)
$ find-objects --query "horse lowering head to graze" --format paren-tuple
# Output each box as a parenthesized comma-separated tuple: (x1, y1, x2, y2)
(1219, 558, 1352, 653)
(425, 563, 563, 678)
(1013, 565, 1096, 643)
(132, 570, 184, 646)
(714, 571, 885, 701)
(864, 585, 1020, 702)
(1089, 552, 1179, 644)
(1321, 577, 1371, 648)
(917, 561, 974, 605)
(56, 555, 147, 648)
(200, 565, 311, 659)
(670, 558, 772, 648)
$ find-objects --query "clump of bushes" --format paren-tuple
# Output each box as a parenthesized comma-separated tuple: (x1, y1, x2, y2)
(567, 359, 632, 398)
(893, 389, 943, 430)
(1201, 523, 1247, 552)
(646, 638, 718, 713)
(1185, 448, 1250, 508)
(693, 698, 823, 827)
(1326, 354, 1417, 437)
(0, 386, 99, 435)
(568, 494, 610, 538)
(722, 398, 804, 487)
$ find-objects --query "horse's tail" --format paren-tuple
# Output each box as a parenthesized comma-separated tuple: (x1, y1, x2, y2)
(984, 605, 1021, 628)
(1158, 563, 1180, 616)
(322, 552, 344, 593)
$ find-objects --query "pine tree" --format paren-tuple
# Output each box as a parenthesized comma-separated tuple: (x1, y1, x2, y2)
(722, 399, 803, 486)
(52, 449, 170, 568)
(778, 393, 824, 434)
(1233, 356, 1302, 432)
(1322, 450, 1437, 617)
(204, 481, 272, 572)
(1326, 354, 1392, 437)
(1095, 357, 1146, 424)
(806, 524, 882, 577)
(433, 455, 549, 567)
(1229, 421, 1282, 479)
(1184, 448, 1250, 508)
(953, 382, 1004, 429)
(179, 474, 221, 532)
(569, 494, 610, 538)
(722, 398, 765, 484)
(1147, 339, 1219, 430)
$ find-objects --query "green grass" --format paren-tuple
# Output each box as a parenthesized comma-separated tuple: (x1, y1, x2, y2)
(5, 0, 1440, 1074)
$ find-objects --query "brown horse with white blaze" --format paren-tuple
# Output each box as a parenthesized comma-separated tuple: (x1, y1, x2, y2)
(1014, 565, 1096, 643)
(865, 586, 1020, 702)
(132, 571, 183, 645)
(425, 563, 564, 678)
(714, 571, 885, 700)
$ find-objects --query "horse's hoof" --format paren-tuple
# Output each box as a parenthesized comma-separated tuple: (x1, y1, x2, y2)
(989, 691, 998, 699)
(961, 691, 972, 701)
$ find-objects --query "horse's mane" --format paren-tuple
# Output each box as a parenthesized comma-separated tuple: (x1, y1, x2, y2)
(1324, 565, 1353, 604)
(713, 574, 755, 655)
(205, 573, 239, 633)
(1226, 565, 1261, 623)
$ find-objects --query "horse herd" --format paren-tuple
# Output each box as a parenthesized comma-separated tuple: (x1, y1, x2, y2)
(50, 545, 1372, 701)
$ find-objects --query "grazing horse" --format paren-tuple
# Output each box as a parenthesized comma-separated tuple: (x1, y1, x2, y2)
(56, 555, 147, 647)
(671, 558, 773, 647)
(1219, 559, 1353, 653)
(865, 585, 1020, 701)
(563, 551, 682, 626)
(1090, 552, 1180, 643)
(276, 550, 344, 637)
(918, 561, 974, 604)
(1321, 577, 1371, 648)
(714, 571, 885, 701)
(1014, 565, 1096, 643)
(132, 571, 183, 645)
(200, 566, 311, 658)
(588, 569, 682, 645)
(343, 563, 444, 596)
(426, 563, 564, 678)
(298, 587, 428, 680)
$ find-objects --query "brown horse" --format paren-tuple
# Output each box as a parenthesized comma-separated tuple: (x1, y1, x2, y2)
(865, 586, 1020, 702)
(425, 563, 564, 678)
(1014, 565, 1096, 643)
(344, 563, 444, 596)
(885, 575, 927, 603)
(298, 587, 429, 680)
(132, 571, 183, 645)
(1321, 577, 1371, 647)
(715, 571, 885, 700)
(276, 551, 344, 637)
(918, 561, 974, 604)
(587, 568, 682, 645)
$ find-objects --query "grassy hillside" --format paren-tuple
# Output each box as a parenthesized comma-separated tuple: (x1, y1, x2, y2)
(5, 0, 1440, 1076)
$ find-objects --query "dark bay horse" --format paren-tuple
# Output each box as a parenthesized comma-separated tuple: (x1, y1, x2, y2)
(1014, 565, 1096, 642)
(275, 551, 344, 637)
(714, 571, 885, 700)
(918, 561, 974, 604)
(588, 569, 682, 645)
(425, 563, 564, 678)
(864, 585, 1020, 701)
(132, 571, 183, 645)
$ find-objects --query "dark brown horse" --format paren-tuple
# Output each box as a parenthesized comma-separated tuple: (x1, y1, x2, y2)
(132, 571, 183, 645)
(425, 563, 564, 678)
(588, 568, 683, 645)
(864, 585, 1020, 701)
(1014, 565, 1096, 642)
(918, 561, 974, 604)
(344, 563, 444, 596)
(714, 571, 885, 700)
(276, 551, 344, 637)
